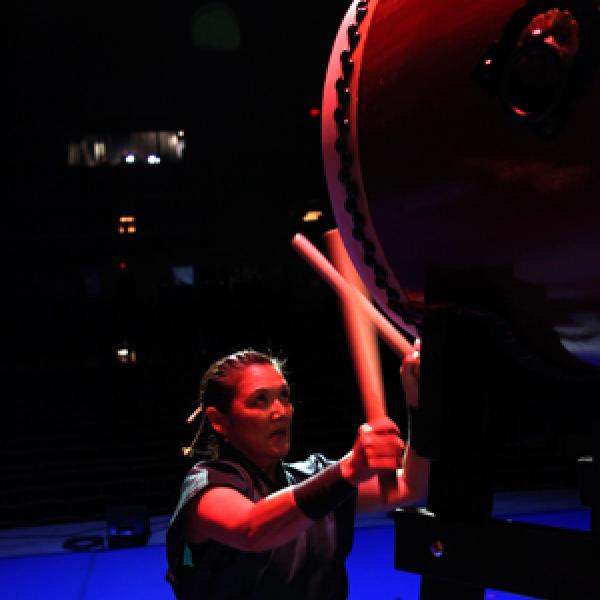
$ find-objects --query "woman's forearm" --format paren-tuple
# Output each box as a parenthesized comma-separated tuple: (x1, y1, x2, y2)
(186, 485, 314, 552)
(356, 448, 430, 512)
(186, 462, 356, 552)
(241, 487, 316, 551)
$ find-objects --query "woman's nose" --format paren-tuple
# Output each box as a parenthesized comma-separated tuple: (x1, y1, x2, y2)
(271, 398, 289, 419)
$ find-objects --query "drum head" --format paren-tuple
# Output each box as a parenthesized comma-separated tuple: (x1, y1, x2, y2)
(322, 0, 600, 368)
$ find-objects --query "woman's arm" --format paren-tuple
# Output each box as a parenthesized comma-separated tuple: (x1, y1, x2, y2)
(184, 416, 406, 552)
(356, 339, 431, 512)
(184, 485, 313, 552)
(355, 450, 430, 512)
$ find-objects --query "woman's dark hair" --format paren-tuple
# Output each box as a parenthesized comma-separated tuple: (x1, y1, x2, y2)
(183, 349, 286, 459)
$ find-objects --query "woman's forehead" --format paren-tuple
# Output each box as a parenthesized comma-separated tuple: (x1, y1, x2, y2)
(236, 363, 287, 394)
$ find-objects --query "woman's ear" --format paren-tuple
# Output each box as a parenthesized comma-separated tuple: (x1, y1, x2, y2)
(206, 406, 228, 437)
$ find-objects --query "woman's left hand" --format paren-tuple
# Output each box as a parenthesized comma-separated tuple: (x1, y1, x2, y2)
(400, 338, 420, 409)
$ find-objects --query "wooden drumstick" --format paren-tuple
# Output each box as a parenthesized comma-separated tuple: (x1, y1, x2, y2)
(324, 229, 397, 501)
(324, 229, 386, 421)
(291, 233, 413, 358)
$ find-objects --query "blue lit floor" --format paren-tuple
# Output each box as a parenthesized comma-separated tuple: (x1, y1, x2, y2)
(0, 490, 591, 600)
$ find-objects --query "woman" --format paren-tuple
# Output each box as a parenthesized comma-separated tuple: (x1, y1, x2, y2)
(166, 347, 429, 600)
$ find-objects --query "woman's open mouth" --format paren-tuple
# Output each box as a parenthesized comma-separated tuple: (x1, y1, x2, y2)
(270, 428, 288, 439)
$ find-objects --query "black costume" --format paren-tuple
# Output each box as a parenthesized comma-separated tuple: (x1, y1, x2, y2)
(166, 446, 357, 600)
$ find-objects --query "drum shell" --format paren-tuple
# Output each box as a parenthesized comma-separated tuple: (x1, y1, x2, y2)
(323, 0, 600, 368)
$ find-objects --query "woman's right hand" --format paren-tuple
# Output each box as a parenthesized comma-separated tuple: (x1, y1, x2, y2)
(339, 416, 405, 486)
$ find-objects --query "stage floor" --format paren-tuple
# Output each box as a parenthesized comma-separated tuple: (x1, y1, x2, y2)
(0, 489, 590, 600)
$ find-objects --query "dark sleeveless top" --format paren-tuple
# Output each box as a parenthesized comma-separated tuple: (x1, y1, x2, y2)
(166, 447, 357, 600)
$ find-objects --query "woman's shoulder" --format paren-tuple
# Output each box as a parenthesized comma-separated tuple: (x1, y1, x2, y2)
(187, 457, 250, 478)
(284, 453, 336, 478)
(179, 458, 253, 498)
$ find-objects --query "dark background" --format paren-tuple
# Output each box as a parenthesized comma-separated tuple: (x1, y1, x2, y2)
(2, 1, 592, 528)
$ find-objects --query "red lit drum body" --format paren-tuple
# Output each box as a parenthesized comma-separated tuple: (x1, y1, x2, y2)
(322, 0, 600, 368)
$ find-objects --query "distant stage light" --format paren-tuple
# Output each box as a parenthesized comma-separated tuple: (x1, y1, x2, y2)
(124, 154, 136, 164)
(147, 154, 161, 165)
(303, 210, 323, 223)
(116, 348, 137, 364)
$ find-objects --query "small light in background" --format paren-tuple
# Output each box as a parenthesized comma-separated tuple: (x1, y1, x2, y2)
(68, 132, 185, 167)
(117, 347, 137, 364)
(119, 262, 127, 271)
(170, 133, 186, 159)
(94, 142, 107, 163)
(147, 154, 161, 165)
(172, 265, 195, 286)
(119, 216, 137, 235)
(106, 505, 150, 549)
(309, 108, 321, 118)
(303, 210, 323, 223)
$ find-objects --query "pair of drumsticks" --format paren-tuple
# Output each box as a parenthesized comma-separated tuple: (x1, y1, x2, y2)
(292, 231, 415, 500)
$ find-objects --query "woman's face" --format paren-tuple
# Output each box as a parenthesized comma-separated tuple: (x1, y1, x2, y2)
(213, 363, 293, 470)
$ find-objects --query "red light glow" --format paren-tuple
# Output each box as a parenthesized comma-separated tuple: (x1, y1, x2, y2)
(119, 262, 127, 270)
(512, 106, 529, 117)
(309, 108, 321, 118)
